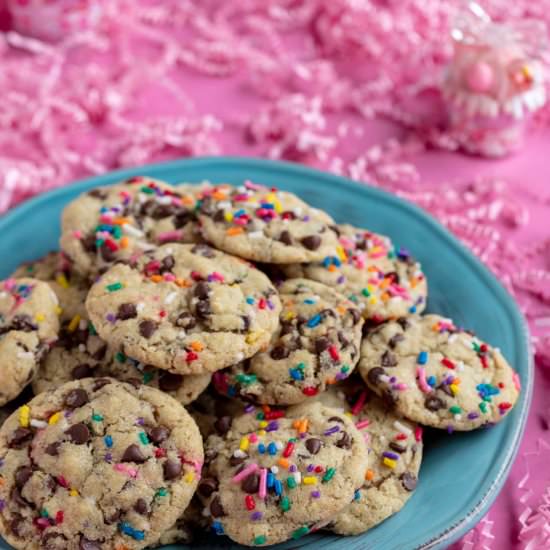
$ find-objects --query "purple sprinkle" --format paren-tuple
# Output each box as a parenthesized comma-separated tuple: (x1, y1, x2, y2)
(289, 464, 297, 473)
(382, 451, 399, 460)
(0, 499, 5, 511)
(311, 491, 321, 499)
(323, 425, 340, 436)
(302, 215, 310, 222)
(106, 313, 116, 323)
(299, 432, 306, 439)
(307, 464, 315, 472)
(336, 275, 345, 284)
(207, 274, 215, 282)
(389, 376, 397, 383)
(266, 421, 279, 432)
(444, 375, 454, 385)
(267, 300, 275, 310)
(64, 410, 72, 418)
(251, 511, 263, 521)
(468, 412, 480, 420)
(244, 404, 255, 414)
(335, 372, 346, 381)
(105, 453, 112, 462)
(447, 425, 454, 434)
(136, 417, 145, 426)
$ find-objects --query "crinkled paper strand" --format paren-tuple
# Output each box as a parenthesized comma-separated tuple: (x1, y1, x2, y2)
(1, 1, 550, 547)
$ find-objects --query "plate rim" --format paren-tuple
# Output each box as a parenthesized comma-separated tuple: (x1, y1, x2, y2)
(0, 156, 533, 550)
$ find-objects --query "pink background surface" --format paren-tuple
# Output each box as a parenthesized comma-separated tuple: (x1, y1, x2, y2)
(0, 2, 550, 548)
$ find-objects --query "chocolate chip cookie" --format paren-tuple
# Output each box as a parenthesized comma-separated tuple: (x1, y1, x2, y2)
(358, 315, 521, 430)
(85, 243, 282, 375)
(0, 378, 203, 549)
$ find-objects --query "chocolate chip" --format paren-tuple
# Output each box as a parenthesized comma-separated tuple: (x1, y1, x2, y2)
(241, 315, 251, 332)
(9, 428, 33, 449)
(396, 318, 410, 330)
(305, 438, 321, 454)
(65, 423, 90, 445)
(71, 364, 93, 379)
(10, 515, 24, 537)
(425, 396, 445, 411)
(79, 537, 102, 550)
(194, 282, 210, 299)
(367, 367, 386, 386)
(87, 189, 107, 200)
(270, 344, 289, 360)
(45, 442, 61, 456)
(213, 209, 225, 222)
(175, 312, 196, 329)
(105, 510, 122, 525)
(121, 444, 147, 463)
(161, 255, 175, 272)
(11, 314, 38, 332)
(214, 416, 232, 435)
(191, 244, 216, 258)
(138, 320, 157, 339)
(199, 196, 216, 216)
(81, 234, 97, 253)
(301, 235, 321, 250)
(196, 300, 211, 318)
(158, 372, 183, 392)
(241, 472, 260, 494)
(134, 498, 148, 515)
(91, 344, 107, 361)
(347, 308, 361, 325)
(210, 496, 225, 517)
(100, 242, 116, 262)
(164, 459, 182, 480)
(315, 337, 330, 354)
(148, 425, 170, 445)
(229, 454, 247, 466)
(381, 351, 398, 367)
(64, 389, 89, 409)
(173, 210, 193, 229)
(125, 378, 141, 389)
(117, 303, 137, 320)
(336, 431, 352, 449)
(14, 466, 33, 488)
(42, 532, 68, 549)
(279, 230, 292, 245)
(198, 478, 218, 497)
(328, 416, 345, 424)
(439, 383, 455, 397)
(401, 472, 417, 491)
(11, 487, 30, 508)
(93, 378, 111, 391)
(389, 442, 407, 454)
(388, 334, 405, 348)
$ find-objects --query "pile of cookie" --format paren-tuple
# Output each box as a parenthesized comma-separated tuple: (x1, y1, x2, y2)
(0, 177, 521, 549)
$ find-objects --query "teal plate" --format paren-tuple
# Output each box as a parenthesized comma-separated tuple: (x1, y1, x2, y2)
(0, 158, 532, 550)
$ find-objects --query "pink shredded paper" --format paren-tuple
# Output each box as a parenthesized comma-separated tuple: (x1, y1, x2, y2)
(1, 1, 550, 547)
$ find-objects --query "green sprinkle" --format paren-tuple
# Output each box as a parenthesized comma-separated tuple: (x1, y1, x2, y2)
(348, 294, 359, 303)
(449, 406, 461, 415)
(88, 322, 97, 335)
(280, 496, 291, 512)
(472, 342, 481, 353)
(92, 413, 104, 422)
(479, 401, 488, 413)
(292, 526, 310, 539)
(140, 186, 155, 194)
(112, 226, 122, 240)
(106, 282, 123, 292)
(296, 362, 305, 371)
(483, 395, 492, 402)
(96, 239, 104, 249)
(155, 487, 168, 498)
(287, 477, 297, 489)
(256, 412, 265, 421)
(40, 509, 49, 518)
(139, 432, 149, 445)
(115, 351, 126, 363)
(387, 250, 395, 259)
(254, 535, 267, 545)
(361, 288, 370, 297)
(142, 372, 154, 384)
(322, 467, 336, 483)
(236, 374, 258, 385)
(341, 365, 350, 373)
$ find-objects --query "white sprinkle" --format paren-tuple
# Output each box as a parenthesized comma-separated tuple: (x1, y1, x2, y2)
(202, 508, 211, 518)
(164, 292, 178, 305)
(235, 353, 244, 362)
(379, 374, 391, 384)
(275, 441, 283, 450)
(177, 331, 186, 339)
(456, 361, 465, 371)
(135, 241, 155, 250)
(270, 466, 279, 474)
(156, 196, 172, 205)
(248, 231, 263, 239)
(123, 224, 144, 238)
(30, 419, 48, 429)
(461, 337, 473, 350)
(164, 247, 173, 255)
(217, 201, 232, 209)
(294, 207, 303, 216)
(17, 351, 34, 360)
(393, 420, 412, 436)
(448, 334, 457, 344)
(136, 303, 145, 313)
(233, 449, 247, 458)
(454, 414, 462, 421)
(293, 471, 302, 484)
(363, 433, 369, 443)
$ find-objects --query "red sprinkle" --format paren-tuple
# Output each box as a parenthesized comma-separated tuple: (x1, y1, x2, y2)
(480, 344, 488, 352)
(264, 410, 285, 420)
(34, 517, 51, 530)
(186, 351, 198, 363)
(480, 355, 488, 369)
(314, 465, 323, 473)
(258, 298, 267, 310)
(351, 390, 367, 416)
(328, 345, 340, 361)
(190, 271, 202, 281)
(302, 386, 318, 397)
(245, 495, 255, 511)
(144, 260, 161, 276)
(57, 476, 69, 488)
(414, 426, 423, 442)
(55, 511, 64, 525)
(499, 402, 512, 411)
(282, 442, 295, 458)
(441, 358, 455, 369)
(159, 310, 167, 318)
(104, 239, 118, 251)
(498, 382, 505, 389)
(155, 448, 167, 458)
(395, 433, 408, 441)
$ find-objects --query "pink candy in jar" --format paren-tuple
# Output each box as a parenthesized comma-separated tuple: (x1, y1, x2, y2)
(443, 2, 548, 157)
(6, 0, 103, 42)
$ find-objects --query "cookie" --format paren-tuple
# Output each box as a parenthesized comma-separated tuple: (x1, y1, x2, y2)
(197, 182, 340, 263)
(156, 496, 205, 547)
(358, 315, 521, 430)
(0, 378, 203, 549)
(213, 278, 363, 405)
(85, 243, 282, 375)
(0, 279, 60, 406)
(59, 177, 203, 277)
(198, 402, 368, 546)
(296, 379, 422, 535)
(282, 224, 427, 321)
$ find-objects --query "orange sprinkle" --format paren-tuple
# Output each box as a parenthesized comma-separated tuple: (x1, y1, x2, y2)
(336, 306, 347, 315)
(292, 419, 301, 429)
(113, 217, 130, 225)
(213, 190, 227, 200)
(278, 458, 290, 469)
(190, 341, 204, 352)
(150, 275, 163, 283)
(0, 477, 4, 486)
(326, 378, 336, 385)
(365, 469, 375, 481)
(328, 265, 337, 272)
(379, 278, 390, 290)
(367, 266, 377, 272)
(297, 419, 309, 433)
(181, 195, 195, 206)
(175, 278, 192, 288)
(262, 405, 271, 413)
(226, 227, 244, 236)
(410, 278, 418, 288)
(381, 292, 390, 302)
(119, 236, 129, 249)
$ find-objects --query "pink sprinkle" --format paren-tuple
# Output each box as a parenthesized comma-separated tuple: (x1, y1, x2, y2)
(57, 476, 69, 488)
(415, 426, 423, 442)
(394, 383, 408, 391)
(233, 216, 249, 226)
(232, 462, 259, 483)
(351, 390, 367, 416)
(369, 251, 386, 259)
(416, 366, 432, 394)
(244, 180, 264, 191)
(163, 273, 176, 282)
(355, 419, 370, 430)
(211, 271, 225, 282)
(99, 214, 113, 223)
(249, 433, 258, 443)
(114, 463, 138, 478)
(72, 230, 82, 239)
(157, 230, 183, 243)
(513, 372, 521, 392)
(259, 467, 267, 499)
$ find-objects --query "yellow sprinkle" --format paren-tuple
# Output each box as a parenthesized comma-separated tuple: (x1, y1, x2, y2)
(245, 332, 261, 344)
(55, 273, 70, 289)
(369, 297, 378, 305)
(257, 430, 266, 437)
(55, 306, 63, 316)
(69, 489, 79, 497)
(19, 405, 30, 428)
(284, 312, 296, 321)
(449, 384, 459, 395)
(35, 313, 45, 322)
(344, 411, 353, 417)
(48, 412, 61, 425)
(258, 421, 268, 429)
(336, 245, 347, 263)
(278, 458, 290, 469)
(303, 477, 317, 485)
(366, 284, 375, 293)
(239, 437, 250, 451)
(383, 457, 397, 469)
(224, 212, 234, 222)
(184, 472, 195, 483)
(68, 314, 81, 333)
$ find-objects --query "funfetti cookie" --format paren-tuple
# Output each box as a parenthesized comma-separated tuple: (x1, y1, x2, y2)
(297, 379, 423, 535)
(85, 243, 282, 375)
(212, 278, 364, 405)
(198, 402, 368, 547)
(197, 181, 340, 264)
(0, 279, 60, 406)
(359, 315, 521, 431)
(282, 224, 427, 321)
(0, 378, 203, 550)
(59, 178, 203, 277)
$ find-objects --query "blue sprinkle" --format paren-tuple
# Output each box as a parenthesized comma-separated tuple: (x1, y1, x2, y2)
(274, 479, 283, 496)
(119, 522, 145, 541)
(246, 297, 255, 305)
(322, 257, 332, 268)
(104, 435, 113, 448)
(427, 375, 436, 387)
(289, 368, 304, 381)
(267, 472, 275, 488)
(354, 489, 361, 501)
(260, 203, 275, 210)
(333, 257, 341, 267)
(409, 305, 417, 313)
(100, 207, 109, 213)
(303, 298, 316, 305)
(212, 521, 224, 535)
(417, 351, 428, 365)
(307, 314, 322, 328)
(234, 209, 246, 217)
(267, 442, 278, 456)
(258, 443, 266, 454)
(227, 386, 237, 397)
